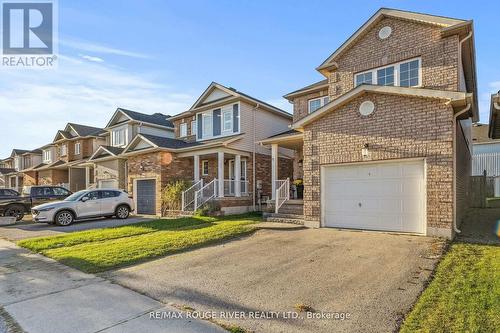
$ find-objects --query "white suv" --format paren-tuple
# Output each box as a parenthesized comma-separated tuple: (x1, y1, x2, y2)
(32, 189, 135, 226)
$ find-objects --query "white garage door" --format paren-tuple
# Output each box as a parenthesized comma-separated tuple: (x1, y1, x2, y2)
(98, 179, 119, 189)
(323, 160, 425, 234)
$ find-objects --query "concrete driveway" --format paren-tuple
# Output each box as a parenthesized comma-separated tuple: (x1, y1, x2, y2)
(0, 216, 152, 241)
(105, 227, 444, 333)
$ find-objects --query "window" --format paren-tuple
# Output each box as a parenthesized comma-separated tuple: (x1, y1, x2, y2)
(223, 110, 232, 132)
(191, 120, 197, 136)
(100, 190, 120, 198)
(355, 72, 373, 86)
(75, 142, 81, 155)
(82, 191, 99, 201)
(23, 156, 31, 168)
(354, 58, 421, 88)
(53, 187, 70, 196)
(60, 145, 67, 156)
(400, 59, 420, 87)
(377, 66, 394, 86)
(308, 96, 329, 113)
(179, 123, 188, 137)
(112, 128, 127, 147)
(202, 160, 209, 176)
(14, 157, 20, 170)
(202, 114, 213, 138)
(43, 150, 51, 162)
(32, 187, 54, 197)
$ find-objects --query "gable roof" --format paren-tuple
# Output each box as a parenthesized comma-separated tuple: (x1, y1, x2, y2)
(88, 145, 125, 161)
(10, 149, 30, 157)
(317, 8, 469, 74)
(283, 79, 329, 100)
(67, 123, 106, 137)
(105, 108, 174, 129)
(170, 82, 292, 120)
(292, 84, 472, 129)
(127, 134, 201, 151)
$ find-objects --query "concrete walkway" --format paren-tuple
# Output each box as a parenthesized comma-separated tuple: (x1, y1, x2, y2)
(0, 239, 224, 333)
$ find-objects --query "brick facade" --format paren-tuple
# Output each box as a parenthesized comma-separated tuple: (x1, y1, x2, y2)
(292, 89, 329, 123)
(22, 171, 38, 186)
(327, 17, 460, 101)
(37, 169, 69, 185)
(302, 93, 454, 235)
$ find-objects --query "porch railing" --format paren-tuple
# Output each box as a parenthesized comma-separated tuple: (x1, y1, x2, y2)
(182, 179, 203, 211)
(223, 179, 249, 196)
(275, 178, 290, 214)
(194, 178, 218, 211)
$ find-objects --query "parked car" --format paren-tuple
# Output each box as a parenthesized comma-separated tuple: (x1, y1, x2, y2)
(0, 189, 19, 200)
(32, 189, 134, 226)
(0, 186, 72, 221)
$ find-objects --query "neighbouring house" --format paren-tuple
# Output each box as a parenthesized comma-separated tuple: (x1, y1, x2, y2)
(86, 108, 176, 190)
(33, 123, 106, 192)
(121, 82, 293, 216)
(262, 8, 478, 239)
(0, 149, 43, 192)
(472, 123, 500, 176)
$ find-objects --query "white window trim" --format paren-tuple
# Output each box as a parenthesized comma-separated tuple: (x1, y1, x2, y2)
(43, 150, 51, 163)
(75, 142, 81, 155)
(60, 144, 67, 157)
(191, 120, 197, 136)
(308, 96, 329, 113)
(354, 57, 422, 88)
(201, 160, 209, 176)
(179, 123, 188, 137)
(196, 102, 241, 142)
(111, 126, 128, 147)
(222, 109, 233, 133)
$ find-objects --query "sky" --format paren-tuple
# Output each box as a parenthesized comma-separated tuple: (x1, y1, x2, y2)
(1, 0, 499, 157)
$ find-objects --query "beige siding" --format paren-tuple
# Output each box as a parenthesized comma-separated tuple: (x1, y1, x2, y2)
(94, 159, 127, 190)
(137, 124, 175, 138)
(456, 119, 472, 227)
(230, 101, 291, 155)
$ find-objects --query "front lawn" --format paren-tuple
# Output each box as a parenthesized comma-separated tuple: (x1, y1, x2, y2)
(400, 242, 500, 332)
(18, 214, 261, 273)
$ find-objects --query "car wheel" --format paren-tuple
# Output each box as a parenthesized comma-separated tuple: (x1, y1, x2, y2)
(4, 205, 25, 221)
(54, 210, 74, 226)
(115, 205, 130, 219)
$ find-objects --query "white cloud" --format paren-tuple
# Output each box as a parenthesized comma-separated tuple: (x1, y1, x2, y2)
(80, 54, 105, 63)
(61, 38, 152, 59)
(0, 54, 193, 156)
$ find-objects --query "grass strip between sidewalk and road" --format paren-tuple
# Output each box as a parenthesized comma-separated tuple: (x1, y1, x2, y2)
(18, 213, 261, 273)
(400, 242, 500, 332)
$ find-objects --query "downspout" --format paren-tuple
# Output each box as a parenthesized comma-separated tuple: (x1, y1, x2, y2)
(451, 31, 473, 234)
(452, 103, 471, 234)
(252, 103, 260, 211)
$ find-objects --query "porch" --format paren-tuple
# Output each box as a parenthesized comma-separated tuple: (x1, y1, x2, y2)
(179, 149, 252, 212)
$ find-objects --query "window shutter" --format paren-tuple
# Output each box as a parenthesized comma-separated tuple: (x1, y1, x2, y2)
(197, 114, 202, 139)
(233, 104, 239, 133)
(213, 109, 221, 136)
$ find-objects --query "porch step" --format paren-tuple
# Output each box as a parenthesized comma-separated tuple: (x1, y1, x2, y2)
(277, 203, 303, 215)
(264, 213, 304, 225)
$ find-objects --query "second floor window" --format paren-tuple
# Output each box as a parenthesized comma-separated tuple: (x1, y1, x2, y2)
(75, 142, 81, 155)
(14, 157, 20, 170)
(112, 128, 127, 147)
(191, 120, 197, 136)
(197, 103, 239, 140)
(308, 96, 329, 113)
(355, 58, 421, 88)
(223, 109, 233, 132)
(23, 156, 31, 168)
(60, 145, 67, 156)
(43, 150, 51, 162)
(179, 123, 187, 137)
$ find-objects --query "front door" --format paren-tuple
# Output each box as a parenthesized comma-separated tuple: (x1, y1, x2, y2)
(228, 159, 247, 195)
(136, 179, 156, 215)
(77, 190, 101, 217)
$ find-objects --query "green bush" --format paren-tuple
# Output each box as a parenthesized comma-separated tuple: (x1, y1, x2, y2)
(161, 180, 191, 214)
(195, 200, 221, 216)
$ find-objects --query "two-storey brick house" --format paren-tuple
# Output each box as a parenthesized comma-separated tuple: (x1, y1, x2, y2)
(34, 123, 106, 191)
(262, 8, 478, 238)
(121, 82, 293, 215)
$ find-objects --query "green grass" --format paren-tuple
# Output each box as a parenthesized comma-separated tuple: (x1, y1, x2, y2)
(400, 243, 500, 333)
(18, 213, 261, 273)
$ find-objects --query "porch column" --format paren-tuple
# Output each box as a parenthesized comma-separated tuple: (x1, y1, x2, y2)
(218, 151, 224, 197)
(235, 154, 241, 197)
(193, 154, 200, 182)
(85, 167, 89, 189)
(15, 176, 19, 192)
(271, 144, 278, 199)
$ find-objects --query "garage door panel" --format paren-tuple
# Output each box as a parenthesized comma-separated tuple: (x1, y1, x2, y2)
(323, 160, 425, 234)
(136, 179, 156, 215)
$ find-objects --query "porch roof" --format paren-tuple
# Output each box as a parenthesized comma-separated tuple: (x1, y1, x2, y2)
(88, 145, 126, 162)
(259, 129, 303, 150)
(0, 168, 16, 175)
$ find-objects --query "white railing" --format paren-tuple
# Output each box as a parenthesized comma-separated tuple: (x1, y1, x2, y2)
(275, 178, 290, 214)
(223, 179, 249, 196)
(182, 179, 203, 211)
(194, 178, 218, 211)
(473, 153, 500, 177)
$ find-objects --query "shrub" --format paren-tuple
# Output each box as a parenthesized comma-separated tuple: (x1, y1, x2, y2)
(161, 180, 191, 214)
(195, 200, 221, 216)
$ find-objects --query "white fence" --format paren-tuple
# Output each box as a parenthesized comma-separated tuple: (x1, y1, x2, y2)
(472, 153, 500, 177)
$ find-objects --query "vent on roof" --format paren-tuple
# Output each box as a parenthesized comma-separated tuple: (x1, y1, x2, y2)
(152, 113, 171, 118)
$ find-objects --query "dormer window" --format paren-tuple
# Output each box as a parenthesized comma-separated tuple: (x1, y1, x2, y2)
(355, 58, 421, 88)
(308, 96, 329, 113)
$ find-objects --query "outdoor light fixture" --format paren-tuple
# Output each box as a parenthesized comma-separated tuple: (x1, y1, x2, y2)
(362, 143, 370, 158)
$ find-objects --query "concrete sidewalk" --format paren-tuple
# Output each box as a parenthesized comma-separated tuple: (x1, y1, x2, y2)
(0, 239, 224, 333)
